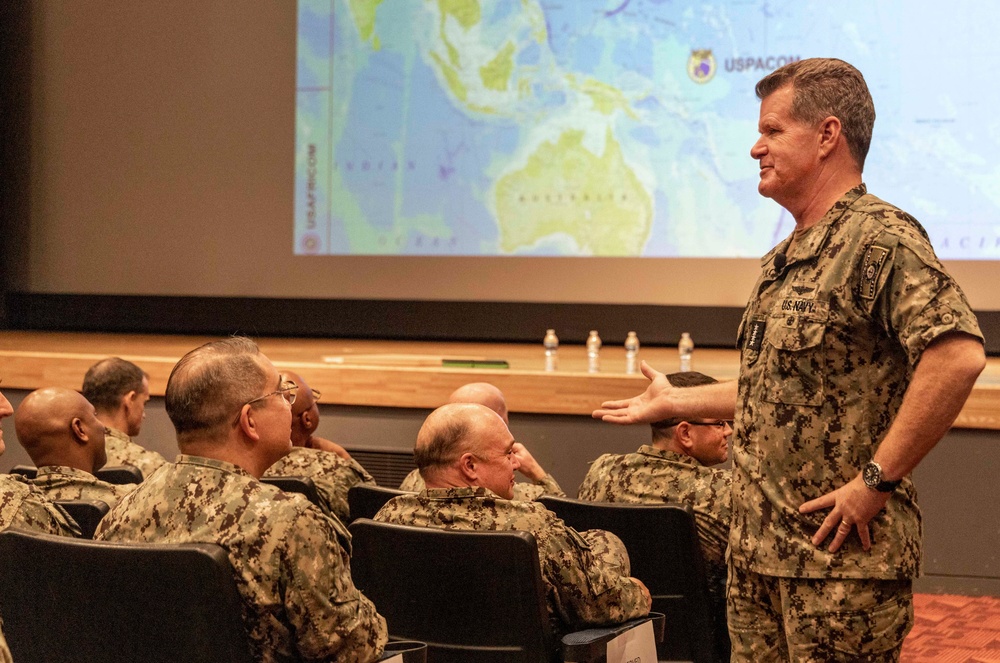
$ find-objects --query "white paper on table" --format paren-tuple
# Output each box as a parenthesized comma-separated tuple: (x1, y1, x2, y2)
(604, 619, 657, 663)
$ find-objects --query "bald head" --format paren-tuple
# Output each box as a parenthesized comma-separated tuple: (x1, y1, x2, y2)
(282, 371, 320, 445)
(447, 383, 508, 424)
(14, 387, 108, 472)
(414, 402, 517, 498)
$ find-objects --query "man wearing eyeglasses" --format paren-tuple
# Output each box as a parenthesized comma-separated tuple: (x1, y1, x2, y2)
(375, 402, 651, 641)
(578, 371, 731, 659)
(264, 370, 376, 524)
(96, 337, 388, 663)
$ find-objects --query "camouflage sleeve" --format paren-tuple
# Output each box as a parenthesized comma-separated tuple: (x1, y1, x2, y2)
(534, 509, 649, 629)
(280, 507, 387, 662)
(869, 232, 983, 364)
(576, 455, 612, 501)
(535, 473, 565, 497)
(312, 461, 375, 524)
(398, 469, 424, 491)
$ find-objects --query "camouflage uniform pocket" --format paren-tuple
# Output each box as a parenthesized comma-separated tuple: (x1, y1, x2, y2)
(763, 315, 826, 406)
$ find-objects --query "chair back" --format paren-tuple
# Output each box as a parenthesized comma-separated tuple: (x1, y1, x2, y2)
(538, 496, 720, 663)
(8, 465, 141, 485)
(8, 465, 36, 479)
(349, 518, 554, 663)
(54, 499, 110, 538)
(260, 475, 321, 507)
(0, 529, 253, 663)
(95, 465, 144, 485)
(347, 484, 409, 521)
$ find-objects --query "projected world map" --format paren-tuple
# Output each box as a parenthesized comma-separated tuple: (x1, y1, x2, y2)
(295, 0, 1000, 259)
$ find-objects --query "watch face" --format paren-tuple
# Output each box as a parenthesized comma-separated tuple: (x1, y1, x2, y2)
(863, 462, 880, 488)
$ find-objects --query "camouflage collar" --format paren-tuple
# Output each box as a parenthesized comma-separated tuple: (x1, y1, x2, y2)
(637, 445, 701, 467)
(421, 485, 504, 501)
(762, 183, 868, 273)
(175, 454, 255, 479)
(104, 426, 130, 443)
(34, 465, 95, 480)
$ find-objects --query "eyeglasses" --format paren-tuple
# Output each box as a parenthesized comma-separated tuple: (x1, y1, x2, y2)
(233, 380, 298, 426)
(310, 388, 321, 401)
(687, 420, 733, 429)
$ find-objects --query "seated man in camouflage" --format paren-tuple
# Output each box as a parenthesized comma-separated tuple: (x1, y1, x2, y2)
(95, 337, 387, 663)
(14, 387, 135, 508)
(264, 370, 376, 523)
(0, 386, 79, 537)
(82, 357, 167, 478)
(376, 402, 650, 638)
(399, 382, 564, 499)
(578, 371, 731, 653)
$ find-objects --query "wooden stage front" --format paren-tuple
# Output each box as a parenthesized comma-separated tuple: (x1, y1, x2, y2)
(2, 330, 999, 430)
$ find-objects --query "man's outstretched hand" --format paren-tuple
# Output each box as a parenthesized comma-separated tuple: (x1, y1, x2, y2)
(592, 361, 674, 425)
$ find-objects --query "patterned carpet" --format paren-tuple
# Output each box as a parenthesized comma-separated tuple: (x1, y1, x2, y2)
(902, 594, 1000, 662)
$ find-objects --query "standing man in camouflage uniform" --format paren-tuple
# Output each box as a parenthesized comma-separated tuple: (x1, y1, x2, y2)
(82, 357, 168, 478)
(14, 387, 135, 507)
(376, 402, 650, 640)
(264, 370, 376, 523)
(595, 58, 985, 661)
(0, 385, 80, 537)
(578, 371, 731, 658)
(399, 382, 565, 499)
(96, 338, 388, 663)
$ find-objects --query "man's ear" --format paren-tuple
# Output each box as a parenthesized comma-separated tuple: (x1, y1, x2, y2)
(299, 409, 313, 429)
(817, 115, 842, 158)
(70, 417, 88, 444)
(236, 406, 262, 442)
(458, 452, 477, 481)
(674, 422, 696, 454)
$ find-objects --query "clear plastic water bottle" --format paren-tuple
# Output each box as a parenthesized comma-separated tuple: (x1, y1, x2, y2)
(624, 331, 640, 374)
(543, 329, 559, 372)
(678, 332, 694, 372)
(586, 330, 602, 373)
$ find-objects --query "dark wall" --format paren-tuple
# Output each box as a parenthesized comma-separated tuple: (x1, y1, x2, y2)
(0, 3, 31, 328)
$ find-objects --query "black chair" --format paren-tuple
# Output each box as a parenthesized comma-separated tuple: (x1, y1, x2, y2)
(538, 496, 724, 663)
(349, 518, 664, 663)
(8, 464, 141, 485)
(0, 529, 254, 663)
(260, 475, 321, 507)
(347, 484, 410, 521)
(95, 465, 143, 485)
(54, 499, 110, 538)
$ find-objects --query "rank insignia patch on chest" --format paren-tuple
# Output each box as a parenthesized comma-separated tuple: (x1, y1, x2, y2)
(861, 245, 890, 300)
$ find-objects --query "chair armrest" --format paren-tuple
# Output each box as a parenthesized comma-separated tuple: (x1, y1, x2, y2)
(379, 640, 427, 663)
(560, 612, 665, 662)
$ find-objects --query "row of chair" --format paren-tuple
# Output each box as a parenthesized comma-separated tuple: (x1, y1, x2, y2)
(347, 484, 726, 663)
(1, 472, 714, 662)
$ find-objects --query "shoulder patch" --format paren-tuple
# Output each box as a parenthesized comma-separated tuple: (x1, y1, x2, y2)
(861, 245, 891, 300)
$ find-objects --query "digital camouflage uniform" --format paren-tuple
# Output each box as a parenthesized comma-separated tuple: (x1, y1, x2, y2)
(104, 426, 168, 479)
(95, 455, 388, 663)
(374, 486, 648, 638)
(577, 444, 730, 637)
(0, 473, 80, 537)
(398, 467, 566, 500)
(264, 446, 375, 523)
(730, 185, 983, 661)
(28, 465, 135, 508)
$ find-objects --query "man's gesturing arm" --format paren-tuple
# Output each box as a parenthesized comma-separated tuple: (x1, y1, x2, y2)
(800, 332, 985, 552)
(592, 361, 738, 425)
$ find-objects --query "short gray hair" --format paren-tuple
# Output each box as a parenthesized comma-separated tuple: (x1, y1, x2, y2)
(755, 58, 875, 170)
(165, 337, 268, 442)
